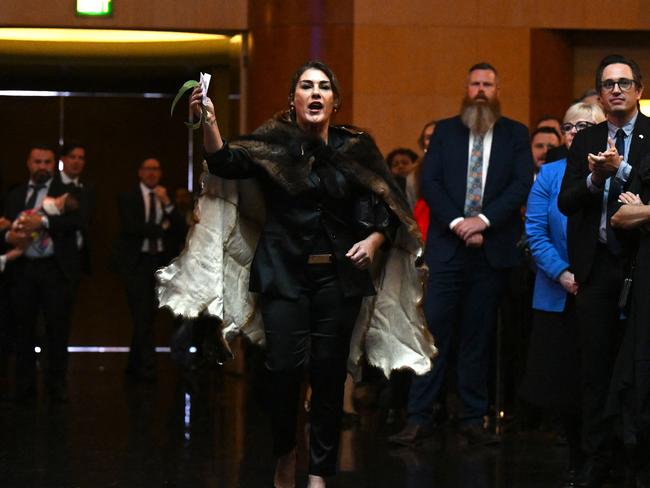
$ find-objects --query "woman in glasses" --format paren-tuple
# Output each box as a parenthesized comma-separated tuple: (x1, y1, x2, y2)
(158, 60, 435, 488)
(520, 102, 606, 486)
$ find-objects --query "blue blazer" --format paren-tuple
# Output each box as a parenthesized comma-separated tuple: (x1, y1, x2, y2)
(421, 115, 533, 269)
(525, 159, 570, 312)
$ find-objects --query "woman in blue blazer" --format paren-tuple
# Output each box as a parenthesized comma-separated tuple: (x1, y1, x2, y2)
(520, 102, 605, 484)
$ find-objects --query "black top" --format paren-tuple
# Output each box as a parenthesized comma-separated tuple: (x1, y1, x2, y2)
(205, 126, 398, 300)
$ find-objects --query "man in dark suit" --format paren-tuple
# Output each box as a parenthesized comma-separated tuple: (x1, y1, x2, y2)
(114, 157, 185, 381)
(2, 144, 85, 402)
(389, 62, 533, 446)
(558, 54, 649, 487)
(57, 141, 95, 275)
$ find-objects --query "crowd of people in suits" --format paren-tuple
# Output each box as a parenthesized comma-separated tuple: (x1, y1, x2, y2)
(0, 144, 186, 402)
(382, 54, 650, 488)
(1, 52, 650, 487)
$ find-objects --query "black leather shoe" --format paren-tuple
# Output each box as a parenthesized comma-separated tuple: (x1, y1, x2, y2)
(458, 425, 501, 447)
(574, 457, 610, 487)
(388, 422, 434, 446)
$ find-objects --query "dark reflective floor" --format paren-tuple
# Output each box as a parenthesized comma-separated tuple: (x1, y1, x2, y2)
(0, 348, 570, 488)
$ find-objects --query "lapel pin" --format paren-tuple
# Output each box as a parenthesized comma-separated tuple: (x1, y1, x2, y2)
(640, 134, 645, 139)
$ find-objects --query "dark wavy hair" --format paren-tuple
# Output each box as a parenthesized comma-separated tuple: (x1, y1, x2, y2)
(59, 140, 86, 158)
(288, 60, 342, 116)
(595, 54, 643, 91)
(386, 147, 419, 168)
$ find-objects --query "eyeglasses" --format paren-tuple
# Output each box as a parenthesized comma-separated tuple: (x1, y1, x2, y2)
(560, 121, 594, 133)
(600, 78, 636, 92)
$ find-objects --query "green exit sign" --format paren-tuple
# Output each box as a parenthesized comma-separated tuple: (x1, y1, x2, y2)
(76, 0, 112, 16)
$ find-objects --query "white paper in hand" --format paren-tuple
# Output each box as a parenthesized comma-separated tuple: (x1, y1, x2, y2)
(200, 72, 211, 106)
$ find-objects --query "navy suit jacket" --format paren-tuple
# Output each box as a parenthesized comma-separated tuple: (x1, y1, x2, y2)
(421, 115, 533, 269)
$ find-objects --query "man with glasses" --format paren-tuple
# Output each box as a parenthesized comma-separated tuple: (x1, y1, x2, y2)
(559, 54, 650, 487)
(113, 158, 185, 382)
(2, 144, 85, 403)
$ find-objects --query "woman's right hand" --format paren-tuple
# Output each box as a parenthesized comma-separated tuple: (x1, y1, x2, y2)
(558, 270, 578, 295)
(191, 86, 223, 153)
(190, 87, 216, 121)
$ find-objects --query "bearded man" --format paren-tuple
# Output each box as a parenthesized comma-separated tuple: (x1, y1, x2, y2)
(2, 144, 85, 403)
(389, 63, 533, 447)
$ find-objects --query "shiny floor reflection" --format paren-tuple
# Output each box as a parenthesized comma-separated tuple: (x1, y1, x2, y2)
(0, 350, 569, 487)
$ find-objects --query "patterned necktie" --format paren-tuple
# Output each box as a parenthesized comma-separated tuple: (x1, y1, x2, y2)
(25, 184, 45, 210)
(464, 134, 484, 217)
(148, 191, 159, 254)
(24, 184, 51, 256)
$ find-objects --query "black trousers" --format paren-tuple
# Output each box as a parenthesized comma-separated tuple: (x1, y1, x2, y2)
(11, 257, 75, 394)
(125, 253, 165, 377)
(575, 244, 625, 458)
(261, 263, 361, 477)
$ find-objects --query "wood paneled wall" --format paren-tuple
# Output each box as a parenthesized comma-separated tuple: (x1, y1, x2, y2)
(530, 29, 574, 127)
(352, 24, 531, 153)
(353, 0, 650, 154)
(247, 0, 354, 129)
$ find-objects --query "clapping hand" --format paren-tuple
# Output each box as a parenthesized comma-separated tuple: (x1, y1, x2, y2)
(15, 212, 43, 233)
(588, 137, 624, 186)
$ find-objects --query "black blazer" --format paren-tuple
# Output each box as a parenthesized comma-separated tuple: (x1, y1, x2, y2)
(113, 185, 186, 274)
(2, 177, 85, 282)
(205, 128, 397, 300)
(421, 115, 533, 269)
(558, 112, 650, 283)
(54, 172, 96, 274)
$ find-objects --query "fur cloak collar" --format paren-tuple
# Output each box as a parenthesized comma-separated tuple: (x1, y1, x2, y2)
(156, 115, 437, 378)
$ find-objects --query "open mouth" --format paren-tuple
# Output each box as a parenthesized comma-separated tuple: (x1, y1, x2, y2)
(308, 101, 323, 111)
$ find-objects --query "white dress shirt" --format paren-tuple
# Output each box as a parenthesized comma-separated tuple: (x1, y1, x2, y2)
(140, 182, 174, 253)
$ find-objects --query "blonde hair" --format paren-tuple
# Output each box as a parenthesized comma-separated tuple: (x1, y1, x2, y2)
(563, 102, 606, 125)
